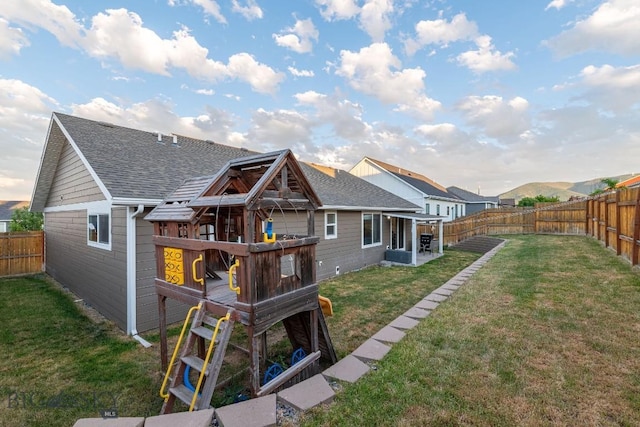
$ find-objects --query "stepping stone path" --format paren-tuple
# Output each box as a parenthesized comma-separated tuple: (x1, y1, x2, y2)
(73, 240, 505, 427)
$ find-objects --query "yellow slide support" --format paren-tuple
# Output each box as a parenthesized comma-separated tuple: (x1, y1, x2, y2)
(318, 295, 333, 317)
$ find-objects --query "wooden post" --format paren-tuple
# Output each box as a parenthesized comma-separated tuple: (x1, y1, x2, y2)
(632, 189, 640, 266)
(159, 295, 168, 372)
(615, 190, 621, 255)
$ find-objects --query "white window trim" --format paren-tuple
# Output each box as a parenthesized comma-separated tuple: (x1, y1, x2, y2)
(362, 212, 382, 249)
(324, 211, 337, 240)
(87, 211, 112, 251)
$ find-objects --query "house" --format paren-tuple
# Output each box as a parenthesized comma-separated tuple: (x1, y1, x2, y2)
(30, 112, 425, 338)
(446, 186, 499, 215)
(350, 157, 465, 221)
(0, 201, 29, 232)
(617, 175, 640, 189)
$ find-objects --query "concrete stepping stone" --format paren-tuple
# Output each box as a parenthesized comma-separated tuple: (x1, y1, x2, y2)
(371, 325, 405, 344)
(145, 409, 214, 427)
(215, 394, 276, 427)
(433, 287, 454, 296)
(73, 419, 144, 427)
(415, 299, 439, 310)
(323, 354, 370, 383)
(352, 338, 391, 362)
(440, 283, 460, 291)
(389, 315, 419, 330)
(403, 307, 431, 319)
(425, 293, 448, 302)
(277, 374, 334, 411)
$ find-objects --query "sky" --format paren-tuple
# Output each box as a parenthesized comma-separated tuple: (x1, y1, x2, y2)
(1, 0, 639, 201)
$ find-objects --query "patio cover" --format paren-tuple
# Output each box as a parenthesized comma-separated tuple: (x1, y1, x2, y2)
(382, 212, 445, 266)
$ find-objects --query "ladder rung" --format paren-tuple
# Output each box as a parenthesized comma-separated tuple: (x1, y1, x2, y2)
(202, 315, 222, 328)
(182, 355, 209, 376)
(170, 384, 197, 407)
(192, 326, 214, 341)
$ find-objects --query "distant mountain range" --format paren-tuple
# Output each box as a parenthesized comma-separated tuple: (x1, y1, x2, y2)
(499, 174, 638, 202)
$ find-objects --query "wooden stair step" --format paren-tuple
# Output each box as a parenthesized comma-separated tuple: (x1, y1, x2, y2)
(191, 326, 215, 341)
(202, 315, 226, 328)
(169, 383, 198, 407)
(182, 355, 210, 376)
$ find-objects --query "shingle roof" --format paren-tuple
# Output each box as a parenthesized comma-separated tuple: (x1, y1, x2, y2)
(360, 157, 459, 201)
(447, 186, 499, 203)
(0, 201, 29, 221)
(32, 113, 419, 212)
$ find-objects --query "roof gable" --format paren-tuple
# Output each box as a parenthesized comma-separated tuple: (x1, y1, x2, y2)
(33, 113, 420, 212)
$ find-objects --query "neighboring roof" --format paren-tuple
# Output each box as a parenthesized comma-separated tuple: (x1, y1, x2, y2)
(447, 186, 499, 204)
(617, 175, 640, 188)
(32, 113, 419, 212)
(305, 163, 419, 210)
(360, 157, 459, 201)
(0, 201, 29, 221)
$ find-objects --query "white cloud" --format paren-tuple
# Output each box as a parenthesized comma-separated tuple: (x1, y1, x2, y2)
(0, 79, 58, 199)
(247, 108, 313, 152)
(273, 18, 319, 54)
(231, 0, 263, 20)
(168, 0, 226, 24)
(545, 0, 569, 11)
(547, 0, 640, 56)
(456, 95, 530, 140)
(0, 0, 84, 48)
(70, 97, 243, 146)
(406, 13, 478, 55)
(294, 90, 370, 141)
(226, 53, 285, 94)
(315, 0, 360, 21)
(359, 0, 394, 42)
(456, 35, 516, 73)
(288, 66, 315, 77)
(3, 4, 284, 94)
(578, 64, 640, 110)
(0, 18, 29, 58)
(336, 42, 441, 120)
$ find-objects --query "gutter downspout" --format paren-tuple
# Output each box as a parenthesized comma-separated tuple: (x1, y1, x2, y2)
(127, 204, 152, 348)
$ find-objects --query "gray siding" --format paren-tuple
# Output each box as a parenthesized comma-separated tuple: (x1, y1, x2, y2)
(135, 214, 190, 332)
(46, 140, 104, 207)
(45, 208, 128, 330)
(272, 210, 390, 282)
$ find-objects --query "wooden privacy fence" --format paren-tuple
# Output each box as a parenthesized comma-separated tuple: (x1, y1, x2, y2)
(421, 187, 640, 267)
(0, 231, 44, 277)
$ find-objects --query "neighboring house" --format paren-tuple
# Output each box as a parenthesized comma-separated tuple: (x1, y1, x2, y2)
(31, 112, 423, 337)
(617, 175, 640, 189)
(0, 201, 29, 232)
(350, 157, 465, 221)
(446, 186, 499, 215)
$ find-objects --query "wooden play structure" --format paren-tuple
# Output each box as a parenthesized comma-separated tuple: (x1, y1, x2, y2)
(145, 149, 337, 414)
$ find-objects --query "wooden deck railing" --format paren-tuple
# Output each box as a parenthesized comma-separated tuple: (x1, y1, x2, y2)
(0, 231, 44, 277)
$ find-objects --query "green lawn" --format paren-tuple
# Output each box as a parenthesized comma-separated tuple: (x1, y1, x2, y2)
(3, 235, 639, 426)
(300, 235, 640, 426)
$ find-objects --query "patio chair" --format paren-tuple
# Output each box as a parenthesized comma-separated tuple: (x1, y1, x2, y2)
(419, 233, 433, 254)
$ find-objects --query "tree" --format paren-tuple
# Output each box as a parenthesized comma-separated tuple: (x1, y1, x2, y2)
(589, 178, 623, 196)
(517, 195, 560, 207)
(9, 207, 43, 231)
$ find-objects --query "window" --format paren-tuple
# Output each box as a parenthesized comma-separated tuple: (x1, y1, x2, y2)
(362, 213, 381, 247)
(325, 211, 337, 239)
(447, 206, 450, 216)
(425, 204, 430, 215)
(436, 204, 441, 215)
(88, 213, 110, 249)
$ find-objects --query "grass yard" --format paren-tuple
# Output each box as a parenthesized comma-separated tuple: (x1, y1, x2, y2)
(300, 235, 640, 426)
(0, 248, 477, 426)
